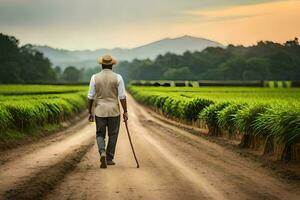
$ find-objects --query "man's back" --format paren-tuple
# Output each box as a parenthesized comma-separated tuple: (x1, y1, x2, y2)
(88, 68, 126, 118)
(94, 69, 120, 117)
(94, 69, 118, 99)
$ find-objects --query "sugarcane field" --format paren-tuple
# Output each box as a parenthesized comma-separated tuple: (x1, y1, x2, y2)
(1, 1, 300, 199)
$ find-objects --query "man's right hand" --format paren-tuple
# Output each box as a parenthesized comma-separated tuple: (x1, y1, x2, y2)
(88, 114, 94, 122)
(123, 112, 128, 122)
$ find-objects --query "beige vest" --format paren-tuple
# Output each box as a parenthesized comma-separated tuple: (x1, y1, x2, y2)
(94, 69, 120, 117)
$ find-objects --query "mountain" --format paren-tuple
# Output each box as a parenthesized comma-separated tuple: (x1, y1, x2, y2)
(34, 35, 223, 68)
(129, 35, 223, 58)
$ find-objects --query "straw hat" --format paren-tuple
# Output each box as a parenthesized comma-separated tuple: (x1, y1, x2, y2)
(98, 54, 117, 65)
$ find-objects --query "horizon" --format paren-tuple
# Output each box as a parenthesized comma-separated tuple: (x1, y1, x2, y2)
(9, 34, 298, 52)
(31, 35, 223, 51)
(1, 0, 299, 50)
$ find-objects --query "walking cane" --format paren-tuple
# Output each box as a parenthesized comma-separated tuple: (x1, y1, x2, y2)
(124, 121, 140, 168)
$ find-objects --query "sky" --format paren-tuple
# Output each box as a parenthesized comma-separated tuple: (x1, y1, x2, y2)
(0, 0, 299, 50)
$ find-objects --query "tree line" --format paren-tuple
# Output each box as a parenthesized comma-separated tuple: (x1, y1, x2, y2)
(0, 33, 84, 84)
(115, 38, 300, 82)
(1, 33, 300, 84)
(0, 33, 56, 83)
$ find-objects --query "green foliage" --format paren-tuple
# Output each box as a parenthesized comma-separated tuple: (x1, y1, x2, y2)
(162, 98, 186, 119)
(254, 106, 300, 145)
(183, 98, 213, 121)
(0, 33, 57, 83)
(115, 38, 300, 81)
(243, 57, 270, 80)
(234, 104, 269, 135)
(0, 85, 88, 138)
(0, 105, 13, 133)
(129, 86, 300, 146)
(153, 96, 169, 109)
(0, 84, 87, 95)
(217, 103, 245, 134)
(163, 67, 191, 80)
(199, 102, 230, 128)
(62, 66, 82, 82)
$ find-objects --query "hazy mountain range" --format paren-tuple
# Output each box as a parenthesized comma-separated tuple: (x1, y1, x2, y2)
(34, 35, 224, 68)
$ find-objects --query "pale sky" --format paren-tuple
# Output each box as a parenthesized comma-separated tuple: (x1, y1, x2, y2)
(1, 0, 299, 50)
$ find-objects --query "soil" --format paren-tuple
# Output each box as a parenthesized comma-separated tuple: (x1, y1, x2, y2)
(0, 111, 89, 153)
(0, 94, 299, 200)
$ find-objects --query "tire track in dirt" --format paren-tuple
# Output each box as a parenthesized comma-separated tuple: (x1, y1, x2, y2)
(4, 141, 94, 200)
(0, 121, 95, 200)
(0, 112, 89, 166)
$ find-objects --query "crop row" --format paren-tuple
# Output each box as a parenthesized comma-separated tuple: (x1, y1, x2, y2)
(128, 86, 300, 161)
(130, 80, 300, 88)
(0, 91, 87, 138)
(0, 85, 87, 95)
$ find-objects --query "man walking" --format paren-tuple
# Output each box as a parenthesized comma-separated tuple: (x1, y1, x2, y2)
(87, 54, 128, 169)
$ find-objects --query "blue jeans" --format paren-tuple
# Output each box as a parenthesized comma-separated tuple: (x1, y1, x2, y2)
(95, 115, 120, 161)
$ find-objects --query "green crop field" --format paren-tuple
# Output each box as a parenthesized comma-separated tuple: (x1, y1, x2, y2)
(0, 85, 88, 142)
(128, 86, 300, 161)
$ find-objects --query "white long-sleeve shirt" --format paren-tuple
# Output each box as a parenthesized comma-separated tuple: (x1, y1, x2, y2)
(87, 73, 126, 100)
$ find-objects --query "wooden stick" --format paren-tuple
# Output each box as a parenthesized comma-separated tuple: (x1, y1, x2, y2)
(124, 121, 140, 168)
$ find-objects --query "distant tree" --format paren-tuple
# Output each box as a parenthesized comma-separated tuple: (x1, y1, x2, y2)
(163, 67, 191, 80)
(0, 33, 22, 83)
(0, 33, 57, 83)
(62, 66, 81, 82)
(54, 66, 62, 76)
(81, 66, 100, 82)
(20, 44, 57, 82)
(79, 67, 85, 82)
(244, 57, 270, 80)
(284, 37, 299, 47)
(216, 57, 246, 80)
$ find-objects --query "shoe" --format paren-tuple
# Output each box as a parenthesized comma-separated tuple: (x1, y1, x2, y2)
(107, 160, 116, 165)
(100, 152, 107, 169)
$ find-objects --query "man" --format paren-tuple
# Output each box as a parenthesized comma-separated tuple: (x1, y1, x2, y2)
(87, 54, 128, 169)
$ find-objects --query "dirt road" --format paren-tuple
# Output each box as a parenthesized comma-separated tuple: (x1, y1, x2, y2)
(1, 95, 300, 200)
